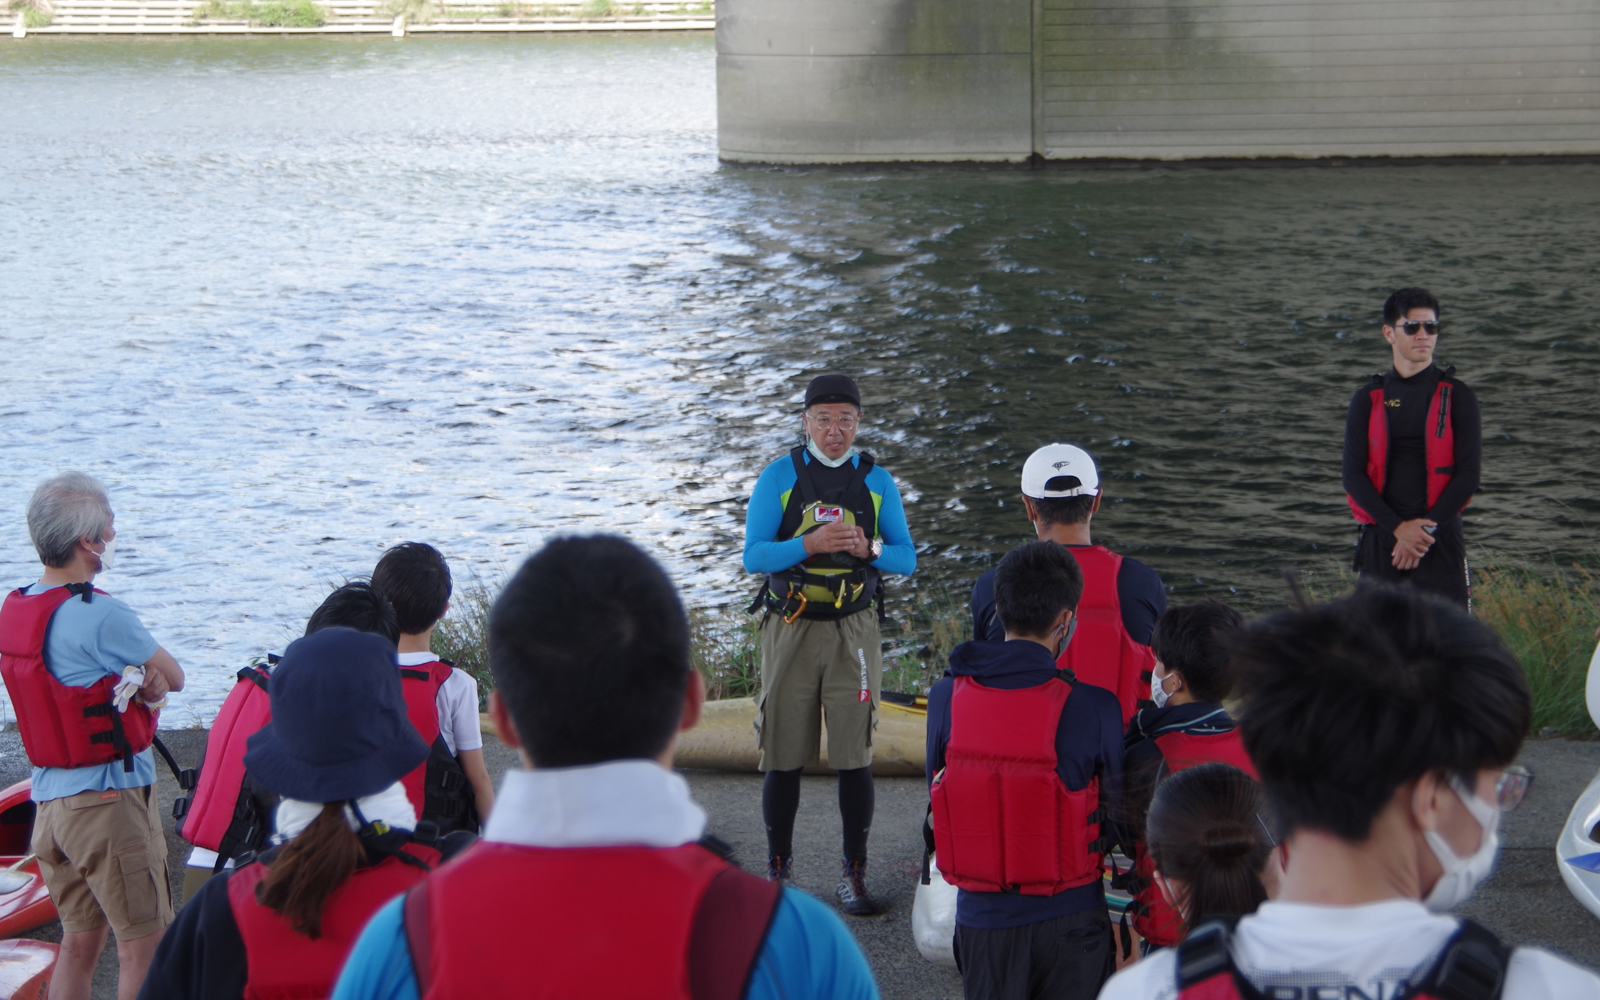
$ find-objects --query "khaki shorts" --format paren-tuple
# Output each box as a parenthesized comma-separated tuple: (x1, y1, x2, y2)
(756, 608, 881, 772)
(33, 785, 172, 939)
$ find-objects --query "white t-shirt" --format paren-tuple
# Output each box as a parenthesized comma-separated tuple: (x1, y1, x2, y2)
(397, 651, 483, 756)
(1097, 899, 1600, 1000)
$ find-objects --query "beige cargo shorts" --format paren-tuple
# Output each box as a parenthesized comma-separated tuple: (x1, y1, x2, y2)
(756, 608, 882, 772)
(33, 784, 173, 939)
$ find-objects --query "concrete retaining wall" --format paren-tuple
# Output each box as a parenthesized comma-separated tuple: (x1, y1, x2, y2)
(718, 0, 1600, 164)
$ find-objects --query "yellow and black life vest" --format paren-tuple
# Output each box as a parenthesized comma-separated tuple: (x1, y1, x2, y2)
(758, 447, 882, 621)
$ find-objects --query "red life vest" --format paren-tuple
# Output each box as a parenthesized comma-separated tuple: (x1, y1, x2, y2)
(227, 842, 438, 1000)
(1347, 377, 1460, 525)
(397, 660, 477, 834)
(402, 842, 782, 1000)
(0, 585, 157, 771)
(930, 674, 1104, 895)
(1056, 546, 1155, 724)
(175, 664, 275, 864)
(1130, 724, 1259, 947)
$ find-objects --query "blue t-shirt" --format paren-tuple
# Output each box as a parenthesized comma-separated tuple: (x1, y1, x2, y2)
(742, 451, 916, 578)
(331, 885, 880, 1000)
(20, 583, 158, 802)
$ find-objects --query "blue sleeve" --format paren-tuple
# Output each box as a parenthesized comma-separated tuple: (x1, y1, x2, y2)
(330, 897, 418, 1000)
(747, 889, 881, 1000)
(743, 457, 810, 576)
(96, 598, 160, 676)
(1115, 559, 1166, 646)
(969, 569, 1003, 642)
(925, 677, 953, 786)
(864, 466, 915, 577)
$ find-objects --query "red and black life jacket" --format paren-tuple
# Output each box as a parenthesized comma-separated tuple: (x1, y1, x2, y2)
(930, 672, 1107, 896)
(398, 660, 479, 835)
(1129, 718, 1259, 947)
(1175, 916, 1509, 1000)
(1056, 546, 1156, 724)
(0, 584, 157, 772)
(174, 662, 277, 868)
(228, 840, 440, 1000)
(1347, 373, 1461, 525)
(402, 841, 783, 1000)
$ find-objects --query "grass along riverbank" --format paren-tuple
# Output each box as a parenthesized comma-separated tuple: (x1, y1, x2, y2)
(432, 566, 1600, 739)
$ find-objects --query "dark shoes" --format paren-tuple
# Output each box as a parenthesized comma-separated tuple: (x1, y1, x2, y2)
(767, 854, 793, 884)
(835, 856, 880, 916)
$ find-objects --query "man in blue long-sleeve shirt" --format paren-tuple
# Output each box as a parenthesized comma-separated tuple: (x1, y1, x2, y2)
(927, 542, 1123, 1000)
(742, 374, 915, 915)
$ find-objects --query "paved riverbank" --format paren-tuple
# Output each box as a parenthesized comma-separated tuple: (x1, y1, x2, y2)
(4, 730, 1595, 998)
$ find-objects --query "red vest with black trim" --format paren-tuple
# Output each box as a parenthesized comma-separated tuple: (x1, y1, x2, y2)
(402, 842, 782, 1000)
(1347, 377, 1460, 525)
(398, 660, 477, 833)
(0, 585, 157, 771)
(226, 843, 439, 1000)
(1131, 727, 1259, 947)
(176, 664, 274, 860)
(1056, 546, 1155, 724)
(930, 674, 1103, 895)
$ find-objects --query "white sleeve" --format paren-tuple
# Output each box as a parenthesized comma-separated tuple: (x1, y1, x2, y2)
(434, 668, 483, 756)
(1096, 949, 1177, 1000)
(1505, 947, 1600, 999)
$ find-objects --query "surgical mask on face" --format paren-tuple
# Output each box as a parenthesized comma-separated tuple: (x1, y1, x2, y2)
(1150, 667, 1173, 709)
(806, 437, 856, 469)
(1053, 616, 1077, 659)
(1423, 776, 1501, 912)
(94, 537, 117, 574)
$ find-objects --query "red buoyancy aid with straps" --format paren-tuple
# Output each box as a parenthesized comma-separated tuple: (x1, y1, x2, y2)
(1131, 726, 1259, 947)
(1174, 916, 1510, 1000)
(175, 664, 275, 863)
(1056, 546, 1155, 725)
(227, 842, 440, 1000)
(402, 842, 783, 1000)
(0, 585, 157, 771)
(1347, 377, 1460, 525)
(930, 674, 1104, 895)
(397, 660, 478, 833)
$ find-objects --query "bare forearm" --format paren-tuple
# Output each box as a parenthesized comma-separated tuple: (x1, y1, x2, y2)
(142, 646, 184, 693)
(459, 748, 495, 824)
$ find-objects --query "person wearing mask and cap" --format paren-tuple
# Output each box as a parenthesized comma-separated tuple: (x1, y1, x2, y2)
(970, 444, 1165, 724)
(742, 374, 916, 914)
(138, 627, 469, 1000)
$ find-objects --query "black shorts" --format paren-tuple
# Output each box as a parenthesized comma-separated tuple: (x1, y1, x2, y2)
(953, 909, 1113, 1000)
(1352, 515, 1471, 609)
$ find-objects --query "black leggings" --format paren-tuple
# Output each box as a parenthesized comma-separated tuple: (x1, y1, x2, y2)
(762, 766, 875, 861)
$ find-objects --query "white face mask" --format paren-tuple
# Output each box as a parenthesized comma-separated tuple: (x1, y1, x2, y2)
(1150, 665, 1173, 709)
(93, 537, 117, 574)
(806, 437, 856, 469)
(1423, 775, 1500, 912)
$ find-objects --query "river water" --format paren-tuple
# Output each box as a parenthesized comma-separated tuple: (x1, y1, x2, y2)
(2, 35, 1598, 725)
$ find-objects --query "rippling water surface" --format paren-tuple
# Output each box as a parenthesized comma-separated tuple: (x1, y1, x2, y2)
(2, 36, 1598, 724)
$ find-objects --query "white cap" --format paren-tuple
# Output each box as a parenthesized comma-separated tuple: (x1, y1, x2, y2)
(1020, 444, 1100, 499)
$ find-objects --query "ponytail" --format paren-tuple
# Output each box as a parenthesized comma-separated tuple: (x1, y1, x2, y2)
(255, 802, 365, 939)
(1146, 763, 1273, 934)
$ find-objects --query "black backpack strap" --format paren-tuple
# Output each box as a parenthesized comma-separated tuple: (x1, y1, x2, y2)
(788, 446, 819, 510)
(689, 858, 783, 1000)
(1175, 918, 1262, 998)
(1411, 919, 1510, 1000)
(151, 736, 196, 792)
(237, 665, 270, 693)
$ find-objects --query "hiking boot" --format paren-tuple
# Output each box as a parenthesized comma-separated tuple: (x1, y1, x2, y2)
(767, 854, 793, 884)
(835, 856, 880, 916)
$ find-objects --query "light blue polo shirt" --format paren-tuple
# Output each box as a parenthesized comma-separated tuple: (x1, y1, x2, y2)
(19, 583, 158, 802)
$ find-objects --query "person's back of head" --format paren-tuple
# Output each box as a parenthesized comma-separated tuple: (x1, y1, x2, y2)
(26, 472, 112, 568)
(1146, 763, 1274, 932)
(994, 540, 1084, 638)
(1233, 585, 1528, 844)
(371, 542, 453, 637)
(489, 534, 689, 767)
(1150, 599, 1246, 703)
(304, 581, 399, 646)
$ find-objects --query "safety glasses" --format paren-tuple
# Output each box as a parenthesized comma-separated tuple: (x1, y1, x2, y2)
(1494, 765, 1533, 812)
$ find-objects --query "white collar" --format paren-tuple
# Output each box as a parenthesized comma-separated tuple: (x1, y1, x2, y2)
(396, 651, 441, 666)
(484, 760, 707, 849)
(272, 782, 417, 843)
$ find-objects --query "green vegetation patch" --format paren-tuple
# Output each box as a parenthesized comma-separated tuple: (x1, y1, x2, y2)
(1476, 565, 1599, 739)
(191, 0, 327, 26)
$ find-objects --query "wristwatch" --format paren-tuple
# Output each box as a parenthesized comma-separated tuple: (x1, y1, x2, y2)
(869, 539, 883, 561)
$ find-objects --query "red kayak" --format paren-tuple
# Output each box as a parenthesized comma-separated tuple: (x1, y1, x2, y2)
(0, 940, 54, 999)
(0, 781, 56, 939)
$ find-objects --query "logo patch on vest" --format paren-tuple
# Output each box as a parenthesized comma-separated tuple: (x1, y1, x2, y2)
(814, 506, 844, 523)
(1385, 398, 1401, 408)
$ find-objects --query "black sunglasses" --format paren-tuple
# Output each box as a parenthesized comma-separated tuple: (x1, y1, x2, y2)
(1395, 320, 1440, 336)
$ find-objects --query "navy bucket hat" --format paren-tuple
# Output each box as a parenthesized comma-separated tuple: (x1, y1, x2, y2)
(243, 627, 428, 803)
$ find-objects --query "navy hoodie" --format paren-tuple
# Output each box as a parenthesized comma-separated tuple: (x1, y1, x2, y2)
(926, 639, 1126, 930)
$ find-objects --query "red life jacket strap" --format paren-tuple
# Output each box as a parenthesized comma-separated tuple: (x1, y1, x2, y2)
(403, 878, 434, 994)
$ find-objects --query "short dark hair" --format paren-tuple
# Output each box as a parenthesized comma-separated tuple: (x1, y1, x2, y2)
(1147, 763, 1273, 934)
(1150, 599, 1246, 703)
(489, 535, 690, 767)
(304, 582, 399, 646)
(371, 542, 453, 636)
(1383, 287, 1440, 324)
(1031, 494, 1096, 527)
(1234, 585, 1529, 841)
(994, 541, 1084, 637)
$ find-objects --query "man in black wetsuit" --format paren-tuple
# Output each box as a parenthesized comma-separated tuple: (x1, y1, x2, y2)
(1342, 287, 1481, 608)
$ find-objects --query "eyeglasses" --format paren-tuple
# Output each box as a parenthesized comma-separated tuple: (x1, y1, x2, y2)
(1492, 765, 1533, 812)
(807, 414, 859, 432)
(1393, 320, 1440, 336)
